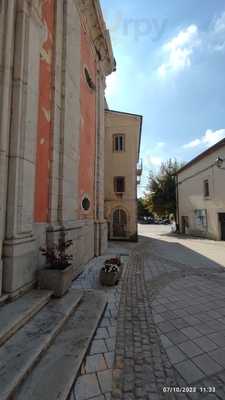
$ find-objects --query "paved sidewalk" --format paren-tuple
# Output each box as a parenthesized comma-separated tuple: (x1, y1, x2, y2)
(69, 245, 130, 400)
(112, 236, 225, 400)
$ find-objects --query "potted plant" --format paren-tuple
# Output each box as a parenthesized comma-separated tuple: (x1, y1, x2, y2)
(100, 256, 122, 286)
(38, 231, 73, 297)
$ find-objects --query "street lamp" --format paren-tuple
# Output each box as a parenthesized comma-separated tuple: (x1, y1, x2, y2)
(215, 156, 225, 169)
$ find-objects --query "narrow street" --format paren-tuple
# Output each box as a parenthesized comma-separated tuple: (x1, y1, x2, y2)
(112, 225, 225, 400)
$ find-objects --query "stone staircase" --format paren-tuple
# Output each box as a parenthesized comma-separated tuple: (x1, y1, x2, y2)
(0, 288, 107, 400)
(0, 293, 9, 306)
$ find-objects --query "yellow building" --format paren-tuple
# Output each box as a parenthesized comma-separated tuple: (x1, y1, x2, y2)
(104, 109, 142, 241)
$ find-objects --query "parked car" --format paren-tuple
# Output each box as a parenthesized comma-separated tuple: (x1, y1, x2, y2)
(162, 219, 170, 225)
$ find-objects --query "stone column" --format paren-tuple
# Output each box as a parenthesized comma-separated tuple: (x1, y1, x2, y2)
(47, 0, 64, 228)
(3, 0, 43, 293)
(59, 0, 80, 224)
(94, 68, 108, 255)
(0, 0, 16, 295)
(47, 0, 81, 264)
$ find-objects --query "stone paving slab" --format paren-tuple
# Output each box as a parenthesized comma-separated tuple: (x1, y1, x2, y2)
(85, 354, 107, 373)
(112, 235, 225, 400)
(74, 374, 101, 400)
(70, 249, 129, 400)
(175, 359, 205, 384)
(90, 340, 108, 355)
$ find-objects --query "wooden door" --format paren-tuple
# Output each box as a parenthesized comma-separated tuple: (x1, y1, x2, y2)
(113, 209, 127, 238)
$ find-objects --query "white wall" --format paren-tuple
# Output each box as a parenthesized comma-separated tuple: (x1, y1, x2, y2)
(177, 145, 225, 240)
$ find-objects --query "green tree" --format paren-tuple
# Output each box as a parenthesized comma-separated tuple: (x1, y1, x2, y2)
(137, 197, 153, 219)
(145, 159, 184, 217)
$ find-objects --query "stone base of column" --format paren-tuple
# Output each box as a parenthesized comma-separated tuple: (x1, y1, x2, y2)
(94, 220, 108, 257)
(2, 236, 37, 294)
(47, 220, 95, 278)
(0, 257, 2, 297)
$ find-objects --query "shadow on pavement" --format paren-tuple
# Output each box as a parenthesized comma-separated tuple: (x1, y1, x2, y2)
(138, 234, 224, 272)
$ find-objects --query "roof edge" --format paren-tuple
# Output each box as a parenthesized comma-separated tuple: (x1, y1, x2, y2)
(177, 137, 225, 174)
(105, 108, 143, 119)
(105, 108, 143, 160)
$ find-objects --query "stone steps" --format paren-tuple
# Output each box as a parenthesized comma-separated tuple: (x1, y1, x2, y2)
(0, 293, 9, 306)
(0, 289, 83, 400)
(0, 289, 52, 346)
(15, 290, 107, 400)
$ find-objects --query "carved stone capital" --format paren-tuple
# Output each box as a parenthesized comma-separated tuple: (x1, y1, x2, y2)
(77, 0, 115, 76)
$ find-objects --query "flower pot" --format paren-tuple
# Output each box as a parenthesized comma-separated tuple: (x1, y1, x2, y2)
(99, 264, 122, 286)
(38, 265, 73, 298)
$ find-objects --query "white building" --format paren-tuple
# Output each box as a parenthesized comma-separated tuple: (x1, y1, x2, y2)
(176, 138, 225, 240)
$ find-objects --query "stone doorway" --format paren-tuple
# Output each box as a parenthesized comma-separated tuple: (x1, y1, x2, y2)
(219, 213, 225, 241)
(112, 209, 127, 238)
(181, 216, 189, 234)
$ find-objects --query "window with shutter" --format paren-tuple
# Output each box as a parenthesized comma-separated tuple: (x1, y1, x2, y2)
(113, 135, 125, 152)
(114, 177, 125, 193)
(204, 180, 210, 197)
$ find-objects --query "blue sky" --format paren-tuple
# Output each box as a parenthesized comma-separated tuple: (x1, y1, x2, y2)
(100, 0, 225, 195)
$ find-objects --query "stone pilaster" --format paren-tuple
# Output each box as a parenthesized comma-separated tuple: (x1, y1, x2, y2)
(47, 0, 63, 227)
(0, 0, 16, 295)
(47, 0, 81, 254)
(94, 68, 108, 255)
(57, 0, 81, 225)
(3, 0, 43, 293)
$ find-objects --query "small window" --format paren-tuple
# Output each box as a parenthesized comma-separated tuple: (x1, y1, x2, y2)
(195, 209, 207, 227)
(204, 180, 210, 197)
(114, 177, 125, 193)
(113, 135, 125, 152)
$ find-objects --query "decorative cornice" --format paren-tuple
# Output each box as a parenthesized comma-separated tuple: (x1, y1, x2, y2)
(77, 0, 116, 76)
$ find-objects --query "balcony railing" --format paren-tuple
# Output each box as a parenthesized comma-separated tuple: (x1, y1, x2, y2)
(137, 159, 143, 176)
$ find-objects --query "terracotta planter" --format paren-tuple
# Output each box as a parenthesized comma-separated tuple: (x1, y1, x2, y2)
(38, 265, 73, 298)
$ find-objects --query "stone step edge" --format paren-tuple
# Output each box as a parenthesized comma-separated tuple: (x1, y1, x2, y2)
(0, 290, 53, 347)
(15, 291, 107, 400)
(1, 290, 84, 400)
(0, 294, 9, 306)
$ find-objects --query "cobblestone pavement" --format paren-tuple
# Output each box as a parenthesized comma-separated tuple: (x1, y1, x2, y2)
(112, 235, 225, 400)
(69, 244, 131, 400)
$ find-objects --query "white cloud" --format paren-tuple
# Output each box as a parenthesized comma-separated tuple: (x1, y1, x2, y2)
(158, 25, 201, 77)
(157, 11, 225, 78)
(209, 11, 225, 52)
(156, 141, 165, 148)
(144, 155, 162, 167)
(105, 71, 119, 99)
(202, 129, 225, 146)
(183, 138, 201, 149)
(213, 11, 225, 34)
(183, 129, 225, 150)
(158, 64, 167, 78)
